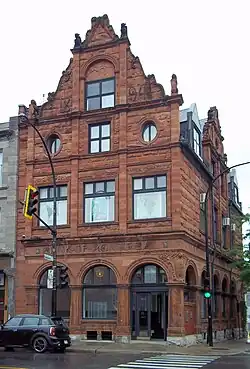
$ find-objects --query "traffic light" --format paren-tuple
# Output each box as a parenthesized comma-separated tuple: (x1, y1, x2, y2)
(23, 185, 39, 220)
(59, 265, 69, 288)
(204, 277, 211, 299)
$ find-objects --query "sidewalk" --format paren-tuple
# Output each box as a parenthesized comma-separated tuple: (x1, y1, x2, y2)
(68, 338, 250, 356)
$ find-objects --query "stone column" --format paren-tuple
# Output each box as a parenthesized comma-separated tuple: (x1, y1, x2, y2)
(168, 284, 185, 336)
(116, 285, 130, 343)
(69, 286, 82, 333)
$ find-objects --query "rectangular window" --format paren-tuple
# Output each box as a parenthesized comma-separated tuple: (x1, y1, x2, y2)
(213, 207, 218, 243)
(84, 180, 115, 223)
(0, 151, 3, 186)
(82, 288, 117, 320)
(133, 175, 167, 220)
(39, 185, 68, 226)
(193, 127, 201, 156)
(89, 123, 110, 154)
(86, 78, 115, 111)
(200, 201, 205, 232)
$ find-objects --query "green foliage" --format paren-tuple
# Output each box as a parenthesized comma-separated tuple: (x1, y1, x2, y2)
(228, 213, 250, 287)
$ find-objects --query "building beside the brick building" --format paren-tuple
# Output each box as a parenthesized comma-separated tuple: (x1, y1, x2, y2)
(16, 14, 244, 344)
(0, 117, 19, 322)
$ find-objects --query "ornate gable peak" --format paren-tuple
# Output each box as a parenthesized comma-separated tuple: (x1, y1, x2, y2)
(72, 14, 129, 51)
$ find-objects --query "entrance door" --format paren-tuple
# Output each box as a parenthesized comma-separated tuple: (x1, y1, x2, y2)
(132, 291, 168, 340)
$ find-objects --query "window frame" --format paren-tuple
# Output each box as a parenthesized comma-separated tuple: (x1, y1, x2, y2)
(193, 125, 201, 157)
(88, 122, 111, 154)
(132, 175, 167, 220)
(38, 185, 68, 227)
(84, 180, 115, 224)
(85, 77, 115, 111)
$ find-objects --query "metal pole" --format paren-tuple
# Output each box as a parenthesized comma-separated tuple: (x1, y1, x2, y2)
(204, 160, 250, 346)
(19, 114, 57, 317)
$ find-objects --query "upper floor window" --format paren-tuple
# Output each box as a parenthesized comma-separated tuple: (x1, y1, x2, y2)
(0, 151, 3, 186)
(89, 123, 110, 154)
(142, 122, 157, 142)
(86, 78, 115, 111)
(133, 175, 166, 220)
(193, 126, 201, 156)
(39, 185, 68, 226)
(84, 180, 115, 223)
(47, 134, 61, 155)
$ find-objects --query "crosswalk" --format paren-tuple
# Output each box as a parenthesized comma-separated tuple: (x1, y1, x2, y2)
(108, 354, 220, 369)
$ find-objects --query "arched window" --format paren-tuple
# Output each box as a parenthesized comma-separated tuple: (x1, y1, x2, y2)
(201, 271, 207, 319)
(213, 275, 219, 318)
(82, 265, 117, 320)
(131, 264, 167, 285)
(39, 267, 71, 318)
(47, 134, 61, 155)
(222, 278, 227, 318)
(184, 266, 196, 302)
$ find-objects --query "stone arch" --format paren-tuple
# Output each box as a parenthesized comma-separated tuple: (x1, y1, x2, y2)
(81, 55, 119, 79)
(213, 270, 221, 285)
(33, 261, 74, 285)
(185, 260, 198, 285)
(77, 259, 121, 285)
(125, 257, 171, 284)
(185, 265, 197, 286)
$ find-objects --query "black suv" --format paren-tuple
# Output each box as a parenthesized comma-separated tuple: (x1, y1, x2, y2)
(0, 314, 71, 353)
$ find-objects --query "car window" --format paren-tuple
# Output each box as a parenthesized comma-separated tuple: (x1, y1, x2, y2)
(22, 317, 40, 326)
(39, 318, 50, 326)
(4, 317, 22, 327)
(51, 317, 67, 327)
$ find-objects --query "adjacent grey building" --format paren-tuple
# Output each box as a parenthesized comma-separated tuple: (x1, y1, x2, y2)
(0, 116, 18, 322)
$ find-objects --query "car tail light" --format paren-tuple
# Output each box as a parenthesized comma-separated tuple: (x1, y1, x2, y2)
(49, 327, 56, 336)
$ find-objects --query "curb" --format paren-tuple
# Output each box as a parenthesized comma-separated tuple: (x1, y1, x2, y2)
(67, 346, 248, 356)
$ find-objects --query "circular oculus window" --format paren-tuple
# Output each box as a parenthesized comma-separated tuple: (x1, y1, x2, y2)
(47, 134, 61, 155)
(142, 122, 157, 142)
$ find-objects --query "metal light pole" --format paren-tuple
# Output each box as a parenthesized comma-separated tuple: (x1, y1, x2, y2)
(204, 160, 250, 346)
(19, 113, 58, 317)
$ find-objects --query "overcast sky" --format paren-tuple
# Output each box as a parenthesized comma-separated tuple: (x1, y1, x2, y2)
(0, 0, 249, 214)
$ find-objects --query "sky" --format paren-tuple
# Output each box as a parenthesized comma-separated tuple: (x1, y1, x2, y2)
(0, 0, 249, 214)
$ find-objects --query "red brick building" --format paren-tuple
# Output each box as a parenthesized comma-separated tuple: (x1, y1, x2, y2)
(16, 15, 243, 343)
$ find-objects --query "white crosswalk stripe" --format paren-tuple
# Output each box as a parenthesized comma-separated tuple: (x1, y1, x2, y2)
(108, 354, 220, 369)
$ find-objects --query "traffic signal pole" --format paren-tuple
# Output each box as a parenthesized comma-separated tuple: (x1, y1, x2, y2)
(19, 113, 58, 317)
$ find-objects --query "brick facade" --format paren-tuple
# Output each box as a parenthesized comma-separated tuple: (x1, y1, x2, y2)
(16, 15, 243, 343)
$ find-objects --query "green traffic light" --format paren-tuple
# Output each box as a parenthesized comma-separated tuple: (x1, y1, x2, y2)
(204, 291, 211, 299)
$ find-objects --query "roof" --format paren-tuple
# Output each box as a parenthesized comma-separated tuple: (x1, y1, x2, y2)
(180, 103, 206, 133)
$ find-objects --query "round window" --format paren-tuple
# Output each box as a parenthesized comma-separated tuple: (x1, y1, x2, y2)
(47, 134, 61, 155)
(142, 122, 157, 142)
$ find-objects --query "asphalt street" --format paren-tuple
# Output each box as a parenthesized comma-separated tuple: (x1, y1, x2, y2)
(0, 351, 249, 369)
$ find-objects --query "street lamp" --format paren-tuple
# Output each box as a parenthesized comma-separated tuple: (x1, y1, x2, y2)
(19, 113, 58, 317)
(203, 160, 250, 346)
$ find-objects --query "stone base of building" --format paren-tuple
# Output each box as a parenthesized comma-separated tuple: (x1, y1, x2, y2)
(70, 328, 244, 346)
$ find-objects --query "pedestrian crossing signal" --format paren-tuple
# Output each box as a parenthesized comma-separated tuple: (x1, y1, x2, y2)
(204, 277, 211, 299)
(23, 185, 39, 220)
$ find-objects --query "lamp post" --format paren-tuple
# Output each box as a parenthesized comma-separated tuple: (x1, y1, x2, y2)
(19, 113, 58, 317)
(204, 160, 250, 346)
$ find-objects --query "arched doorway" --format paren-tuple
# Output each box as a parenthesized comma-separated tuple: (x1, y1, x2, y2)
(82, 265, 117, 320)
(38, 266, 71, 318)
(130, 264, 168, 340)
(184, 266, 197, 335)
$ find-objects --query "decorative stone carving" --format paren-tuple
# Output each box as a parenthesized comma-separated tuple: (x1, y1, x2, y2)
(74, 33, 82, 49)
(207, 106, 219, 121)
(171, 74, 178, 94)
(29, 99, 39, 120)
(120, 23, 127, 38)
(60, 98, 72, 113)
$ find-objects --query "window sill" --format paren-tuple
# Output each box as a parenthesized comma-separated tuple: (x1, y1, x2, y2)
(33, 224, 70, 230)
(79, 221, 119, 227)
(128, 217, 171, 224)
(0, 186, 8, 190)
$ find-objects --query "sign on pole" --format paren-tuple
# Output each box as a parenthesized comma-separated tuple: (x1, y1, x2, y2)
(44, 254, 54, 262)
(47, 269, 54, 289)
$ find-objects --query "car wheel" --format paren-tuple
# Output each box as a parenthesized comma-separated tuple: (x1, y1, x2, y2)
(32, 336, 48, 353)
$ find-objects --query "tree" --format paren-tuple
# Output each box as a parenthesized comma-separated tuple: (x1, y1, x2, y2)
(228, 213, 250, 288)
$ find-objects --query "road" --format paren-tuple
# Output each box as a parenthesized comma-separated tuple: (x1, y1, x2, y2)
(0, 350, 249, 369)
